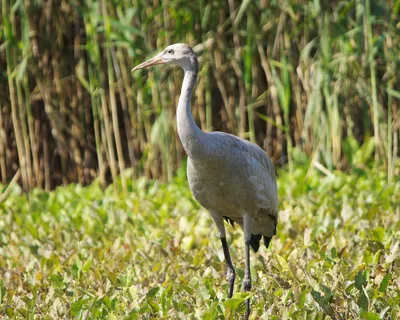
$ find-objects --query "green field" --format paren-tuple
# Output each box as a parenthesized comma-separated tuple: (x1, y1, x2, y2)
(1, 160, 399, 319)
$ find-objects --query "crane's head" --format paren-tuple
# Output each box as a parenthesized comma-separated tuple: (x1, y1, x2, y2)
(132, 43, 198, 72)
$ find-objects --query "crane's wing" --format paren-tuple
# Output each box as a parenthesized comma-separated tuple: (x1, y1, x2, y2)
(210, 132, 278, 245)
(209, 132, 278, 216)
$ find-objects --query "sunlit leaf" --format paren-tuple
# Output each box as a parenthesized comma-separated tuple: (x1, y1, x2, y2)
(224, 292, 252, 318)
(355, 271, 367, 290)
(274, 253, 289, 272)
(379, 274, 391, 293)
(146, 286, 160, 300)
(71, 298, 90, 316)
(360, 310, 380, 320)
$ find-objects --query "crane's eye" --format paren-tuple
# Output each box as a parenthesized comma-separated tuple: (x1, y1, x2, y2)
(167, 49, 174, 54)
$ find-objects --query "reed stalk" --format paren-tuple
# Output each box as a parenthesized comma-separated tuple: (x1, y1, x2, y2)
(365, 0, 381, 167)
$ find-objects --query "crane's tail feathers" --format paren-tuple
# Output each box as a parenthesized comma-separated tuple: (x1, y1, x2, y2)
(223, 216, 235, 227)
(263, 219, 277, 249)
(250, 234, 262, 252)
(250, 234, 275, 251)
(263, 236, 273, 248)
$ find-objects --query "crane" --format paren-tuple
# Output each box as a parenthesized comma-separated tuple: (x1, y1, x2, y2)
(132, 43, 278, 319)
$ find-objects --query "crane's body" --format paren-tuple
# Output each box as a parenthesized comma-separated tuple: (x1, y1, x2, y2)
(132, 43, 278, 319)
(187, 132, 278, 240)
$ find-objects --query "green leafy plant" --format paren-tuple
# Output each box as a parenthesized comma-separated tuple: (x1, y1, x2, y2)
(1, 162, 399, 318)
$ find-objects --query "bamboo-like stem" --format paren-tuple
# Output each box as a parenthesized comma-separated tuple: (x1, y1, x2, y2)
(24, 71, 40, 188)
(257, 42, 284, 158)
(100, 91, 119, 191)
(205, 63, 212, 131)
(103, 2, 127, 194)
(83, 0, 106, 188)
(231, 59, 247, 137)
(43, 123, 51, 191)
(365, 0, 381, 167)
(113, 48, 135, 171)
(245, 12, 255, 143)
(16, 78, 33, 190)
(0, 103, 6, 183)
(0, 169, 21, 203)
(209, 51, 233, 132)
(3, 0, 28, 190)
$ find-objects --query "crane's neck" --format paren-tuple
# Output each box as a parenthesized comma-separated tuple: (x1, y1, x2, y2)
(177, 62, 208, 159)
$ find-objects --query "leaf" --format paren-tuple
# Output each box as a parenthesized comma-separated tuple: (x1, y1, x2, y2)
(108, 314, 118, 320)
(146, 286, 160, 300)
(16, 56, 28, 82)
(0, 283, 6, 304)
(371, 227, 385, 243)
(298, 288, 308, 308)
(26, 224, 39, 239)
(224, 292, 252, 318)
(50, 273, 64, 289)
(82, 258, 92, 273)
(353, 138, 375, 166)
(109, 19, 143, 37)
(22, 296, 34, 308)
(165, 283, 173, 297)
(71, 298, 89, 316)
(202, 304, 218, 320)
(357, 287, 369, 310)
(160, 287, 167, 314)
(341, 203, 353, 223)
(233, 0, 251, 27)
(274, 253, 289, 272)
(379, 273, 391, 293)
(152, 261, 161, 272)
(106, 270, 118, 285)
(360, 310, 380, 320)
(355, 271, 367, 290)
(321, 284, 334, 302)
(343, 136, 360, 166)
(256, 112, 288, 132)
(72, 263, 80, 279)
(311, 290, 334, 317)
(103, 296, 112, 309)
(331, 247, 338, 259)
(5, 307, 14, 317)
(386, 88, 400, 99)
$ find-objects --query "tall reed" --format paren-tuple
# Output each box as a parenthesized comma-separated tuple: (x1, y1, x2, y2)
(0, 0, 398, 190)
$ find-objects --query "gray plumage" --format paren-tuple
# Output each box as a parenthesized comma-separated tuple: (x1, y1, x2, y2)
(187, 131, 278, 242)
(132, 43, 278, 319)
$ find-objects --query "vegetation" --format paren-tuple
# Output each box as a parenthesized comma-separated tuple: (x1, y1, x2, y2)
(1, 0, 399, 190)
(1, 0, 399, 318)
(1, 159, 399, 319)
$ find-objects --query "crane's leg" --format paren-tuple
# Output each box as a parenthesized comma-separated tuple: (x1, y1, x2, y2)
(210, 212, 236, 298)
(243, 214, 254, 320)
(220, 236, 236, 298)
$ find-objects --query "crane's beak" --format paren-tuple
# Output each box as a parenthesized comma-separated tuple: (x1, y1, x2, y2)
(131, 55, 166, 72)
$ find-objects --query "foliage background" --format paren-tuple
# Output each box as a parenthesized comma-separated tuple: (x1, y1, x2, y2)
(0, 0, 399, 191)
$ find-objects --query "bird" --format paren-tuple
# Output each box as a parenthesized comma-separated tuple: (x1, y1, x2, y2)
(132, 43, 278, 319)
